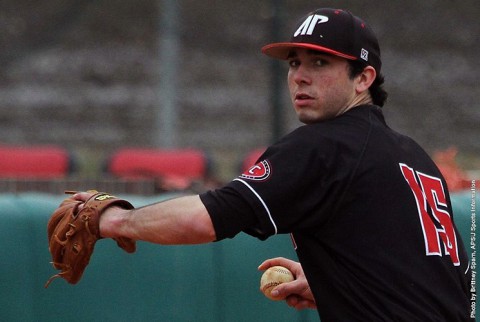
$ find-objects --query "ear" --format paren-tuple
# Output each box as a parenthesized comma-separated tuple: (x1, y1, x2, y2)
(355, 66, 376, 94)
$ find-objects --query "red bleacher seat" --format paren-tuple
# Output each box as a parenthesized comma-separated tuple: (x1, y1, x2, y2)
(106, 148, 209, 180)
(0, 145, 72, 179)
(432, 147, 471, 192)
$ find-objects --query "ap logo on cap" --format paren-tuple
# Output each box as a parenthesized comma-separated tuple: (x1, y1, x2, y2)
(294, 14, 329, 37)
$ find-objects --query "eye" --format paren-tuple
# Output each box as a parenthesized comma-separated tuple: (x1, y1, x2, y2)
(314, 58, 328, 66)
(288, 59, 300, 68)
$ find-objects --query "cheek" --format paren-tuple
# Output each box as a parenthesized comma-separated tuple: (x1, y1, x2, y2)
(319, 75, 353, 101)
(287, 73, 296, 95)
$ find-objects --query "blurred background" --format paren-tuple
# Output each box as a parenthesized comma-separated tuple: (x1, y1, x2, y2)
(0, 0, 478, 189)
(0, 2, 478, 321)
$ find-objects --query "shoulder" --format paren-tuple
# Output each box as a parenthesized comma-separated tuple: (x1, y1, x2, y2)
(286, 106, 376, 144)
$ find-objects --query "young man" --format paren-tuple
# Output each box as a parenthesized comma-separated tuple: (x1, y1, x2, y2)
(75, 8, 471, 321)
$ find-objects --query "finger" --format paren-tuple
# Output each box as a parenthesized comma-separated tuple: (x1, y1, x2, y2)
(286, 295, 317, 310)
(272, 278, 304, 297)
(286, 295, 301, 308)
(258, 257, 297, 271)
(72, 191, 96, 202)
(293, 299, 317, 310)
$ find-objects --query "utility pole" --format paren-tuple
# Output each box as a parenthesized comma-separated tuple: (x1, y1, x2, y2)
(269, 0, 285, 143)
(155, 0, 180, 147)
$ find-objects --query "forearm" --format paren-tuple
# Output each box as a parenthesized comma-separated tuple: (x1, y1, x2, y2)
(100, 195, 217, 245)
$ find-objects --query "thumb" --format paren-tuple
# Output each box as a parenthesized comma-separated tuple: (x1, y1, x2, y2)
(270, 278, 303, 298)
(273, 277, 315, 303)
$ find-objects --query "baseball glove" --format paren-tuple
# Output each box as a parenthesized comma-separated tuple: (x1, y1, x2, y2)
(45, 191, 135, 288)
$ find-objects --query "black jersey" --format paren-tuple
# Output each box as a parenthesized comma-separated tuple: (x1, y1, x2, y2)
(200, 105, 471, 321)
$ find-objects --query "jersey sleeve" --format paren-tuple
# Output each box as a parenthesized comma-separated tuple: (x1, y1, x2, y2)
(199, 184, 260, 240)
(202, 123, 362, 240)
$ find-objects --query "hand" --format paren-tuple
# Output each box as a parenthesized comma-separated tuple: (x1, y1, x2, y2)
(70, 190, 128, 239)
(70, 190, 97, 206)
(258, 257, 317, 310)
(45, 191, 135, 287)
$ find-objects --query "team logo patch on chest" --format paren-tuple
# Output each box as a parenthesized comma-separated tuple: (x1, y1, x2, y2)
(239, 160, 272, 181)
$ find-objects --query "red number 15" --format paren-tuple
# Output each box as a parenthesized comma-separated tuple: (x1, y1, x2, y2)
(399, 163, 460, 266)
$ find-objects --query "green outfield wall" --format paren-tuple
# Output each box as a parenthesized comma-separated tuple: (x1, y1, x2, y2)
(0, 191, 476, 322)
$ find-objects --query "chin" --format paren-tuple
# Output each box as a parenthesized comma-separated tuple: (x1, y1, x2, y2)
(297, 113, 328, 124)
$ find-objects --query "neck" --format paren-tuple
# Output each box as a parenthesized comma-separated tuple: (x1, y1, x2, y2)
(337, 92, 373, 116)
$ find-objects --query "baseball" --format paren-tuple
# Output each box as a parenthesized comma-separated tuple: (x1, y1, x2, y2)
(260, 266, 294, 300)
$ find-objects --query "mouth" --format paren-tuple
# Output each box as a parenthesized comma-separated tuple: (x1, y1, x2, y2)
(294, 93, 314, 106)
(295, 93, 313, 100)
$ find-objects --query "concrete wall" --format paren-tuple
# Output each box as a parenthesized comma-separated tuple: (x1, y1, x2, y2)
(0, 0, 479, 179)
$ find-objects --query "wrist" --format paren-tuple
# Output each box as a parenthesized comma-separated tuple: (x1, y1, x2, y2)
(99, 206, 130, 239)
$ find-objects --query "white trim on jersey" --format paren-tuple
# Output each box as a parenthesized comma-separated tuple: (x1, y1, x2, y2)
(233, 178, 278, 235)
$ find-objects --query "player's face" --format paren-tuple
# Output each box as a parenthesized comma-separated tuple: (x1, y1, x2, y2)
(287, 49, 358, 124)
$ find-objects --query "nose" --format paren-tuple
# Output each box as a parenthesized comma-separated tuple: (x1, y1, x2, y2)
(290, 65, 312, 85)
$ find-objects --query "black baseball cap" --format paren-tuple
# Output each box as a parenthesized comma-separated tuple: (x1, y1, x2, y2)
(262, 8, 381, 73)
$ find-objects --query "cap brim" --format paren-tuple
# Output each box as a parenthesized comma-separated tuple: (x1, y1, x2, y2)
(261, 42, 357, 61)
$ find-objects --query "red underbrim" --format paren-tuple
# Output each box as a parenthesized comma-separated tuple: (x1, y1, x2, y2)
(261, 42, 357, 61)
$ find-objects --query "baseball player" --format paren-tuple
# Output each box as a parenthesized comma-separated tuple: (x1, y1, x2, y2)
(53, 8, 471, 321)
